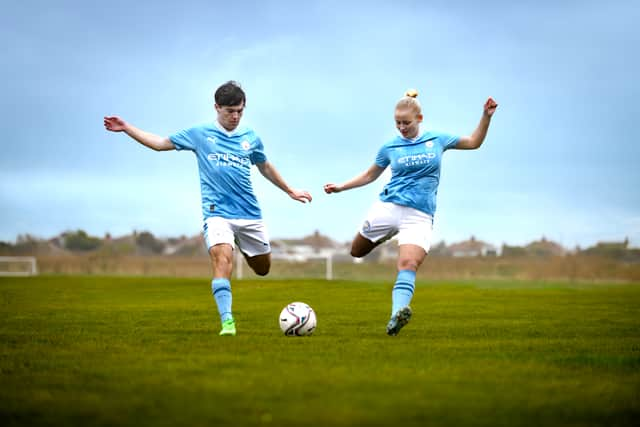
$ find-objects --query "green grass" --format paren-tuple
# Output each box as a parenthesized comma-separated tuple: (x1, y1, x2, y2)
(1, 276, 639, 426)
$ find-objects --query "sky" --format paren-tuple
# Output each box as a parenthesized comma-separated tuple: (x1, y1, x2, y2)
(1, 0, 639, 249)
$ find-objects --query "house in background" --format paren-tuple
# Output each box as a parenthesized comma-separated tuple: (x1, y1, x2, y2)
(525, 237, 565, 257)
(502, 237, 567, 257)
(271, 230, 339, 261)
(580, 237, 640, 262)
(448, 236, 497, 257)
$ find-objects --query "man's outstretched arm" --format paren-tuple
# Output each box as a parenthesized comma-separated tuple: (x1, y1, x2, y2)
(104, 116, 175, 151)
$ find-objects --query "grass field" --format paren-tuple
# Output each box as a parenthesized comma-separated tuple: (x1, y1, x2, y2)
(1, 276, 639, 426)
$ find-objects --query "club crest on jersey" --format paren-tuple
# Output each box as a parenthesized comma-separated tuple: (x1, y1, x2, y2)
(425, 141, 434, 148)
(241, 140, 251, 150)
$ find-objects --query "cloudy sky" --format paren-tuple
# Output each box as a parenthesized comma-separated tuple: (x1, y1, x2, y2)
(1, 0, 638, 249)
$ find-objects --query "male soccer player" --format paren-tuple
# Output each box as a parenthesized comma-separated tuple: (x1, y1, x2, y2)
(104, 81, 312, 336)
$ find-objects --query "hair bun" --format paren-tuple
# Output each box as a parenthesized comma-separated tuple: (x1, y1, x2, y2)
(405, 89, 418, 98)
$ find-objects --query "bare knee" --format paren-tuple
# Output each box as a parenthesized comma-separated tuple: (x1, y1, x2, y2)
(397, 245, 426, 272)
(397, 259, 420, 271)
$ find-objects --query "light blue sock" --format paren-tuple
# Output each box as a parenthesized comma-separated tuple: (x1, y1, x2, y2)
(392, 270, 416, 316)
(212, 278, 233, 323)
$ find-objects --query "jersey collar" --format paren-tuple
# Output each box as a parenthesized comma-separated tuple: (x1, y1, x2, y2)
(400, 130, 427, 143)
(214, 120, 241, 137)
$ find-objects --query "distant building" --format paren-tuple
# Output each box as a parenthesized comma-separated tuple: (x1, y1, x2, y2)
(581, 237, 640, 262)
(588, 238, 629, 251)
(163, 235, 207, 256)
(525, 237, 565, 257)
(271, 230, 339, 261)
(501, 244, 528, 257)
(301, 230, 336, 252)
(429, 241, 450, 257)
(448, 236, 497, 257)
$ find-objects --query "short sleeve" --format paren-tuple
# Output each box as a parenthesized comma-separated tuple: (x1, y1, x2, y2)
(375, 145, 390, 168)
(249, 137, 267, 164)
(169, 127, 199, 151)
(441, 134, 460, 151)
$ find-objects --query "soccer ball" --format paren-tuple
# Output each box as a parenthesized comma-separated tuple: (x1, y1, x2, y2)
(279, 302, 317, 336)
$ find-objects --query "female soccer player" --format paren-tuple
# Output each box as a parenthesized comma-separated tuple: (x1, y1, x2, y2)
(324, 90, 498, 335)
(105, 81, 312, 336)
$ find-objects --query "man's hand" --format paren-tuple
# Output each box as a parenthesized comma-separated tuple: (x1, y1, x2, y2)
(104, 116, 128, 132)
(288, 190, 313, 203)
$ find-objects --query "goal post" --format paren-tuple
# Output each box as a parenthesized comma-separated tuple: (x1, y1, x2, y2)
(234, 252, 333, 280)
(0, 256, 38, 276)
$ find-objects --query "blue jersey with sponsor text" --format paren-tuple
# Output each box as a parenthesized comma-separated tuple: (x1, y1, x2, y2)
(170, 122, 267, 220)
(375, 131, 459, 216)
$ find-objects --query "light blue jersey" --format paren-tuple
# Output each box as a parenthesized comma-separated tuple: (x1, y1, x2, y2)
(375, 131, 459, 216)
(170, 122, 267, 220)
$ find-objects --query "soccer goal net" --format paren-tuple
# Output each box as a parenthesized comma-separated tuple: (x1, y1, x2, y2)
(0, 256, 38, 276)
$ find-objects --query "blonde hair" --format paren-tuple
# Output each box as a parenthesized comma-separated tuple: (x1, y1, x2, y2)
(396, 89, 422, 114)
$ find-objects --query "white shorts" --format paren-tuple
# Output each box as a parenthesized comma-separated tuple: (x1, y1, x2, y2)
(203, 217, 271, 257)
(359, 201, 434, 253)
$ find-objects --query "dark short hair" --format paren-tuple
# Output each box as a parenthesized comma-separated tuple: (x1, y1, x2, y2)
(214, 81, 246, 107)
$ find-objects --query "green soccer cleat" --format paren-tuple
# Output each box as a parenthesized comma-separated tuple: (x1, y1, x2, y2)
(219, 319, 236, 336)
(386, 306, 412, 336)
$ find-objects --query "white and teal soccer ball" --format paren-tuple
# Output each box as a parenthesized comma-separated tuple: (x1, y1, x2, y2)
(279, 302, 316, 336)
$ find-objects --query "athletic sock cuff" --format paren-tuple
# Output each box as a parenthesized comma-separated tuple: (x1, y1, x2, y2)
(396, 269, 416, 284)
(212, 278, 231, 291)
